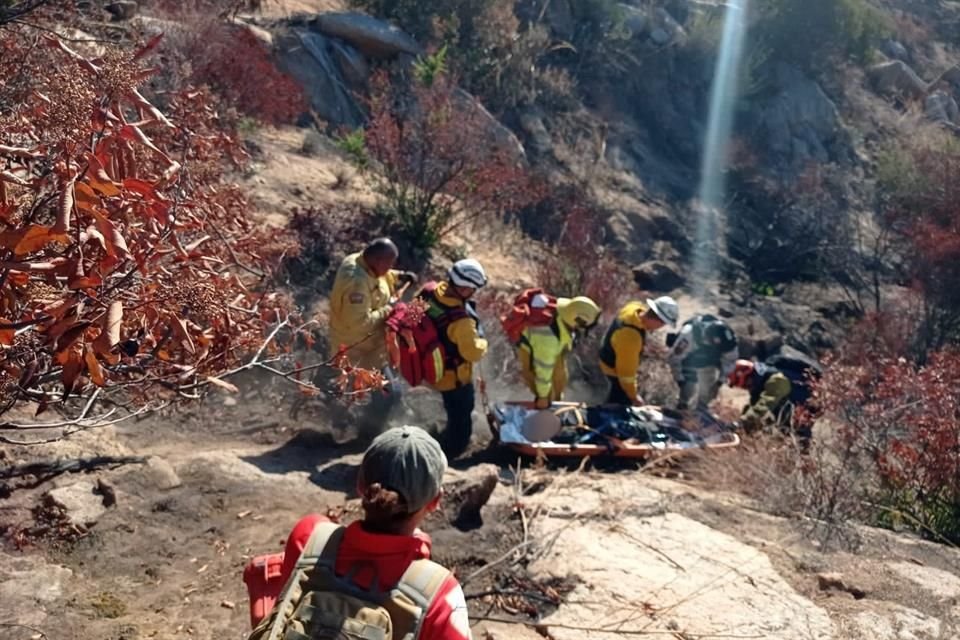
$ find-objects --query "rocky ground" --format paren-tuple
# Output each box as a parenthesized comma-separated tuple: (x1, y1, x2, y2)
(3, 380, 960, 640)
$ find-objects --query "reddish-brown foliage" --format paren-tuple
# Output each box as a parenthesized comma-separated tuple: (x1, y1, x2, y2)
(143, 5, 305, 125)
(0, 26, 297, 420)
(356, 70, 540, 253)
(882, 145, 960, 354)
(813, 331, 960, 541)
(535, 200, 631, 314)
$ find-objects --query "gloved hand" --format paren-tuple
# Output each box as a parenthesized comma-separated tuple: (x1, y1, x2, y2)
(396, 271, 418, 286)
(534, 397, 551, 410)
(632, 395, 645, 407)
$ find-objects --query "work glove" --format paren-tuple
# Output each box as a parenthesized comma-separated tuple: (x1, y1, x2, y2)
(534, 397, 551, 410)
(396, 271, 418, 286)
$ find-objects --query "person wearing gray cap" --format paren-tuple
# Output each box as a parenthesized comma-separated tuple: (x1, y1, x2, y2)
(245, 426, 473, 639)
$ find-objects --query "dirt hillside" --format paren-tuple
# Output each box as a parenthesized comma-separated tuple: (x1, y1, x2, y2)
(2, 124, 960, 640)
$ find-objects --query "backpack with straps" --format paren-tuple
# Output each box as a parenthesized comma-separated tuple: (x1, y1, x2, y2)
(499, 288, 558, 346)
(248, 522, 451, 640)
(762, 351, 823, 405)
(385, 282, 467, 388)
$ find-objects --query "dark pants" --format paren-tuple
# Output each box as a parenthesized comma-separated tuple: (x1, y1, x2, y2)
(605, 376, 633, 406)
(441, 383, 475, 458)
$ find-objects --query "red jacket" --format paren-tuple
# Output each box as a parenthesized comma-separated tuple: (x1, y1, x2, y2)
(249, 514, 472, 640)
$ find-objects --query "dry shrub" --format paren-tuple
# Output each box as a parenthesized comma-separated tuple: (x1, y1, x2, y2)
(0, 24, 298, 421)
(145, 8, 305, 124)
(345, 66, 540, 255)
(700, 431, 870, 550)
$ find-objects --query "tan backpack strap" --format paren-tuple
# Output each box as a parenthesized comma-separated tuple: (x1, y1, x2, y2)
(395, 559, 451, 639)
(298, 521, 345, 570)
(253, 522, 346, 640)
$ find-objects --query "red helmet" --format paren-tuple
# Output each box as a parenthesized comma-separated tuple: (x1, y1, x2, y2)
(728, 359, 755, 389)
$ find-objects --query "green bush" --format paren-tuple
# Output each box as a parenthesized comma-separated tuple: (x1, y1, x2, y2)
(754, 0, 891, 70)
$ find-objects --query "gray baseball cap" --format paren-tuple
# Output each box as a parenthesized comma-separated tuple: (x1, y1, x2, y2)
(358, 426, 448, 513)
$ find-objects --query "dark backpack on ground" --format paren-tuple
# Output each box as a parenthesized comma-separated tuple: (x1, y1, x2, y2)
(763, 351, 822, 405)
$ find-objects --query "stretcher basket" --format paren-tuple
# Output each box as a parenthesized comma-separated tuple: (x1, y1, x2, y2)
(490, 400, 740, 460)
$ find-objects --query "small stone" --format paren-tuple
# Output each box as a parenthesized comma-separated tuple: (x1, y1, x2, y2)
(47, 481, 108, 527)
(105, 0, 138, 20)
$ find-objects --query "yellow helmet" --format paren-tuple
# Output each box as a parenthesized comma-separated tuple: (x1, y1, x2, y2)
(558, 296, 602, 330)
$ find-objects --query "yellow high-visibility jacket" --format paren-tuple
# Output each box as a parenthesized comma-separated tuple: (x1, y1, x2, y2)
(598, 301, 652, 400)
(517, 319, 572, 401)
(328, 252, 398, 370)
(423, 282, 488, 392)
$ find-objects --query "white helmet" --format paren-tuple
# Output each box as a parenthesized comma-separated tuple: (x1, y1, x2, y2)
(647, 296, 679, 328)
(448, 258, 488, 289)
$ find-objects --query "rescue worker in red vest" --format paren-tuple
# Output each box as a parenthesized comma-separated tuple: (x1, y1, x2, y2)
(419, 259, 489, 458)
(518, 296, 602, 409)
(244, 426, 472, 639)
(666, 314, 739, 412)
(328, 238, 417, 370)
(599, 297, 679, 406)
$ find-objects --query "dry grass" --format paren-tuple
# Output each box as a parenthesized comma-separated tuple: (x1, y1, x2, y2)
(687, 425, 873, 551)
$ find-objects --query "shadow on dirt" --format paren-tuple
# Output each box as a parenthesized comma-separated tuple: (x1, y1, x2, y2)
(241, 429, 369, 492)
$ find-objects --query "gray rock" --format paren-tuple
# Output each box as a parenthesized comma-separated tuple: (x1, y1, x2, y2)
(46, 481, 108, 527)
(753, 65, 848, 169)
(452, 88, 526, 163)
(518, 111, 552, 154)
(311, 12, 421, 59)
(880, 39, 909, 61)
(619, 3, 649, 37)
(925, 90, 959, 124)
(105, 0, 137, 20)
(142, 456, 182, 490)
(650, 8, 685, 45)
(817, 571, 867, 599)
(722, 314, 783, 361)
(632, 260, 685, 292)
(330, 40, 369, 88)
(869, 60, 928, 99)
(274, 29, 364, 129)
(650, 27, 672, 45)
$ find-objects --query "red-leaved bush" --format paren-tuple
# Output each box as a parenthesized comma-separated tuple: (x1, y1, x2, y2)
(145, 9, 306, 125)
(535, 200, 631, 314)
(0, 25, 298, 429)
(812, 342, 960, 542)
(881, 143, 960, 354)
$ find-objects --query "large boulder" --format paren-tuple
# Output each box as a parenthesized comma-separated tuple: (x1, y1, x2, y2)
(925, 90, 959, 124)
(330, 40, 369, 88)
(752, 64, 850, 170)
(869, 60, 928, 99)
(880, 39, 910, 62)
(310, 12, 421, 60)
(274, 29, 365, 129)
(633, 260, 685, 292)
(452, 88, 526, 163)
